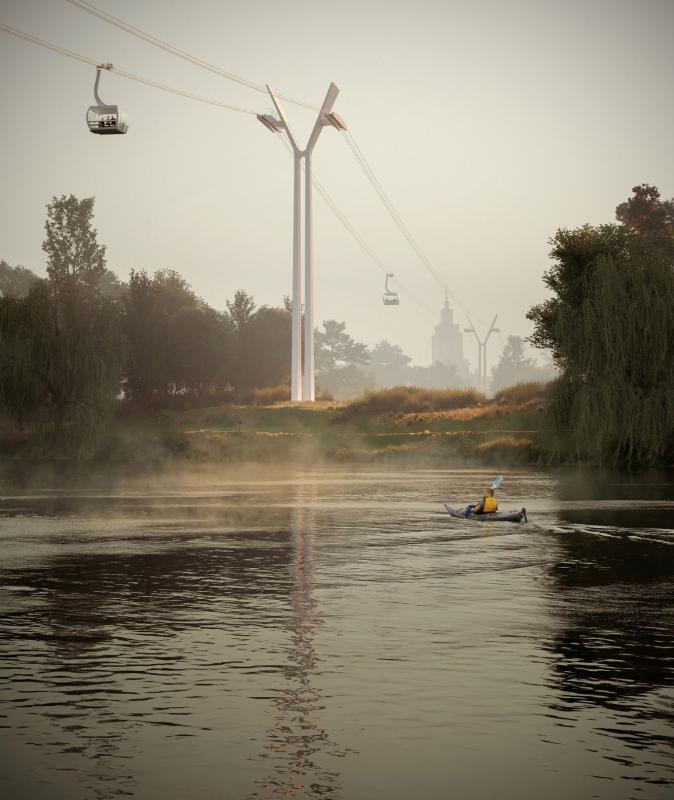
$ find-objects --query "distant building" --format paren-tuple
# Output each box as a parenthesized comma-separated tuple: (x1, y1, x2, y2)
(431, 295, 471, 381)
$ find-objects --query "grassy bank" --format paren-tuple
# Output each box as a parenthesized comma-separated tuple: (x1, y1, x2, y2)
(98, 394, 550, 466)
(1, 385, 553, 466)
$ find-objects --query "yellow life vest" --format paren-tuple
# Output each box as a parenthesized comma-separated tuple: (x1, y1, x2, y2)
(483, 495, 498, 513)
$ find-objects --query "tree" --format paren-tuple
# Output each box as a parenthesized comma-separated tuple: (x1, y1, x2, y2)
(124, 269, 235, 402)
(527, 223, 630, 358)
(166, 304, 235, 396)
(226, 290, 256, 334)
(616, 183, 674, 238)
(237, 306, 291, 391)
(409, 361, 461, 390)
(369, 340, 411, 370)
(35, 197, 127, 451)
(315, 320, 369, 371)
(0, 285, 51, 427)
(368, 340, 413, 389)
(98, 268, 126, 299)
(0, 198, 126, 454)
(0, 260, 40, 298)
(316, 364, 376, 400)
(490, 336, 555, 393)
(527, 185, 674, 466)
(42, 195, 106, 291)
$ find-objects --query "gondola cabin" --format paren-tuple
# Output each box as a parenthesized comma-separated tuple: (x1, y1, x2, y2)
(86, 105, 129, 135)
(383, 272, 400, 305)
(86, 64, 129, 135)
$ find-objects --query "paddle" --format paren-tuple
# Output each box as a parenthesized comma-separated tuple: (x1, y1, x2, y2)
(491, 475, 504, 490)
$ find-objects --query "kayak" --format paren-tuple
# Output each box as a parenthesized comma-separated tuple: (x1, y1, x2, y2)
(444, 504, 528, 523)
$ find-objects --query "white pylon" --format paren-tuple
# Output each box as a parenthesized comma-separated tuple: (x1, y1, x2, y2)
(258, 83, 345, 402)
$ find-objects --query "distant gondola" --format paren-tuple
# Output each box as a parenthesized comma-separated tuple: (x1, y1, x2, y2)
(383, 272, 399, 305)
(86, 63, 129, 135)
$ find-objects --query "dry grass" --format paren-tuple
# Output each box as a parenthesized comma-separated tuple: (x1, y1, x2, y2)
(493, 381, 554, 405)
(249, 385, 290, 405)
(344, 386, 484, 416)
(477, 435, 534, 452)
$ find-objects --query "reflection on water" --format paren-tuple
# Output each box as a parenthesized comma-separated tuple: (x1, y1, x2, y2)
(251, 488, 352, 799)
(0, 465, 672, 799)
(545, 532, 674, 789)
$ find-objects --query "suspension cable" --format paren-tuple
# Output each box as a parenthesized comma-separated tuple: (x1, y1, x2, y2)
(0, 22, 257, 115)
(2, 20, 443, 322)
(63, 0, 318, 111)
(277, 133, 435, 318)
(340, 129, 482, 323)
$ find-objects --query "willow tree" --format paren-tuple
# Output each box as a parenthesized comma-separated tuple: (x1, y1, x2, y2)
(528, 186, 674, 466)
(0, 284, 50, 429)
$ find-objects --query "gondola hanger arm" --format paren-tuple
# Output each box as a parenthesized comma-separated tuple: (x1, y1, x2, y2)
(93, 63, 113, 105)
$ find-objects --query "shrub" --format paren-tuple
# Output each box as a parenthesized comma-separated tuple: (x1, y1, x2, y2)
(477, 435, 535, 464)
(249, 385, 290, 405)
(343, 386, 484, 416)
(492, 381, 555, 405)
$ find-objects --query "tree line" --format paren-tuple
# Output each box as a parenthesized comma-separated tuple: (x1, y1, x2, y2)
(0, 195, 295, 454)
(527, 183, 674, 466)
(3, 184, 671, 466)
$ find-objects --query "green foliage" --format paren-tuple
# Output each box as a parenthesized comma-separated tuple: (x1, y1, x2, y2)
(237, 306, 291, 391)
(344, 386, 484, 416)
(369, 340, 412, 370)
(528, 184, 674, 466)
(0, 285, 50, 426)
(0, 281, 125, 455)
(527, 224, 630, 358)
(550, 250, 674, 465)
(368, 340, 413, 389)
(315, 364, 376, 400)
(226, 289, 256, 333)
(492, 381, 554, 405)
(616, 183, 674, 238)
(125, 269, 235, 402)
(47, 286, 126, 455)
(1, 197, 127, 455)
(42, 195, 106, 290)
(315, 320, 369, 371)
(490, 336, 555, 393)
(249, 384, 291, 405)
(0, 260, 41, 299)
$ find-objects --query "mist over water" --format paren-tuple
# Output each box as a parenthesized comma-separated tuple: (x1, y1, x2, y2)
(0, 465, 672, 799)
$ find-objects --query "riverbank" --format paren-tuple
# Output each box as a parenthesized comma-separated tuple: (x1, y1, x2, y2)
(85, 397, 551, 466)
(1, 399, 548, 465)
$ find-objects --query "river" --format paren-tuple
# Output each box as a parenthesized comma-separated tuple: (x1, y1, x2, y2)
(0, 464, 672, 799)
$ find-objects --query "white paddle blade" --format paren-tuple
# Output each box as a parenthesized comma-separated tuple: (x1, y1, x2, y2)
(492, 475, 504, 490)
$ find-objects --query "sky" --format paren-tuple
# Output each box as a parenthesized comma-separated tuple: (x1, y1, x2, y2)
(1, 0, 673, 369)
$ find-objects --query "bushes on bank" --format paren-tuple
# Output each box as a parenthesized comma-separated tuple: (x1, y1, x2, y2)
(492, 381, 554, 405)
(249, 385, 290, 405)
(343, 386, 484, 416)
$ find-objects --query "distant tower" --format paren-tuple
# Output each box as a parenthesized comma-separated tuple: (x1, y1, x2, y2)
(431, 292, 470, 379)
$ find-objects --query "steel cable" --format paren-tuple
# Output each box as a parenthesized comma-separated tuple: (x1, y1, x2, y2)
(0, 22, 257, 115)
(64, 0, 319, 111)
(276, 133, 435, 318)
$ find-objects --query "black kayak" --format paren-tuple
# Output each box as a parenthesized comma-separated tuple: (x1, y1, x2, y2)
(444, 504, 528, 523)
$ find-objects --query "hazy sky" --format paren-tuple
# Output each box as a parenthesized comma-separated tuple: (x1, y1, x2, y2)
(1, 0, 673, 368)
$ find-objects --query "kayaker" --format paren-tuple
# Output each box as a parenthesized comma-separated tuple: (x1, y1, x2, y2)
(463, 488, 498, 517)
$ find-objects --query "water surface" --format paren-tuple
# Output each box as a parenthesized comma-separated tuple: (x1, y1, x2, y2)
(1, 465, 672, 799)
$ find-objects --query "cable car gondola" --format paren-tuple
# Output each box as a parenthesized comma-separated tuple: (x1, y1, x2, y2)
(383, 272, 400, 305)
(86, 63, 129, 135)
